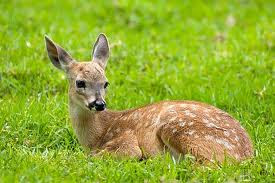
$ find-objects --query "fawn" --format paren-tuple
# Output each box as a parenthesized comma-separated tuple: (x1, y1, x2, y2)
(45, 34, 253, 163)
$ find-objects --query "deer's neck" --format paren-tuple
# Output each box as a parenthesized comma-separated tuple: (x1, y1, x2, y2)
(69, 100, 120, 149)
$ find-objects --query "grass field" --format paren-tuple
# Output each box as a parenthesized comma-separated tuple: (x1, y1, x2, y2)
(0, 0, 274, 182)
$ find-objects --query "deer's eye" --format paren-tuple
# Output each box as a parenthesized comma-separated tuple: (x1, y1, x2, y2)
(104, 82, 109, 89)
(76, 80, 86, 88)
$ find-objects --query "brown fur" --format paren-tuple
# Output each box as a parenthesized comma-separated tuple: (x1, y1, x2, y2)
(45, 34, 253, 163)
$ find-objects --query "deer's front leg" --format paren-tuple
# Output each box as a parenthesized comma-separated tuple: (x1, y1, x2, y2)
(93, 130, 142, 159)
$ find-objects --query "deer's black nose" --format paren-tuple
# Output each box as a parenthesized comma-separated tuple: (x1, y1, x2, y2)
(94, 100, 106, 111)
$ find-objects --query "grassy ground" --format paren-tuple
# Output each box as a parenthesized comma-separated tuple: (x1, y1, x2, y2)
(0, 0, 274, 182)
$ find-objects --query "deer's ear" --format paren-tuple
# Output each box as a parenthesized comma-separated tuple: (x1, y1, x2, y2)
(92, 33, 109, 69)
(45, 36, 74, 71)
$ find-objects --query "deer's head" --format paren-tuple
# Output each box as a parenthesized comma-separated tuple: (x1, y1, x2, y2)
(45, 34, 110, 111)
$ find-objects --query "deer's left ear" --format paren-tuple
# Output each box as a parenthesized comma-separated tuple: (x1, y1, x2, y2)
(92, 33, 109, 69)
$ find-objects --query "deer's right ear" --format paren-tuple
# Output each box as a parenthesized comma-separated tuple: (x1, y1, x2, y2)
(45, 36, 74, 71)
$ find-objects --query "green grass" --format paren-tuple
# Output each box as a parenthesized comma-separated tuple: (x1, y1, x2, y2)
(0, 0, 274, 182)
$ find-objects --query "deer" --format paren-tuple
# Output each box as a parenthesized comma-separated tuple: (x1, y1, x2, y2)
(45, 33, 253, 163)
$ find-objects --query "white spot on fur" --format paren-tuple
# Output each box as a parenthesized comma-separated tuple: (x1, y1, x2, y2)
(202, 118, 209, 124)
(191, 113, 196, 118)
(179, 104, 188, 108)
(179, 122, 186, 127)
(150, 107, 156, 112)
(216, 116, 221, 120)
(210, 118, 216, 122)
(190, 104, 198, 111)
(167, 109, 178, 122)
(172, 129, 177, 133)
(187, 130, 195, 135)
(133, 113, 139, 120)
(184, 110, 196, 118)
(115, 128, 121, 133)
(204, 108, 211, 113)
(206, 123, 220, 128)
(184, 110, 191, 114)
(167, 105, 175, 110)
(234, 136, 240, 142)
(205, 122, 226, 131)
(205, 135, 215, 141)
(188, 122, 194, 126)
(169, 116, 178, 122)
(224, 131, 230, 137)
(152, 111, 162, 125)
(215, 138, 233, 150)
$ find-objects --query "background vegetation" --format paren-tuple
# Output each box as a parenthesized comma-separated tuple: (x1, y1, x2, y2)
(0, 0, 274, 182)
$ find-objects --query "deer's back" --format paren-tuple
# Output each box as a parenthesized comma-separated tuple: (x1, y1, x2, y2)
(100, 101, 253, 161)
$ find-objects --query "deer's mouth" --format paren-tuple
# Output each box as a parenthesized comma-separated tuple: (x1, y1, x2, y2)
(87, 102, 95, 110)
(87, 101, 106, 111)
(87, 107, 105, 111)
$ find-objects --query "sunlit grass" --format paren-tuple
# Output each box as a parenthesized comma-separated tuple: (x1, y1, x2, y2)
(0, 0, 274, 182)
